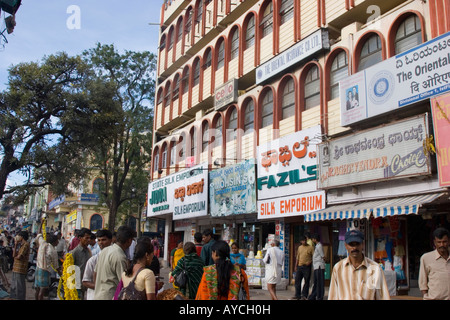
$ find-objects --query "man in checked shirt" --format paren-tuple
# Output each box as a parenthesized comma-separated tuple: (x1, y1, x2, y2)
(328, 230, 390, 300)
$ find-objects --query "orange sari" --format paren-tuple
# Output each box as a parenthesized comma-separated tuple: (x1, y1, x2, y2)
(195, 265, 250, 300)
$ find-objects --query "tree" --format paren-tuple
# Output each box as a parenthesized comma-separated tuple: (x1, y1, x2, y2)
(83, 43, 156, 231)
(0, 53, 95, 201)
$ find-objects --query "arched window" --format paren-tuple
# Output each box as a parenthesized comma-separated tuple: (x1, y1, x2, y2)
(172, 74, 180, 101)
(178, 135, 185, 162)
(193, 58, 201, 86)
(358, 34, 382, 71)
(190, 127, 197, 157)
(185, 8, 193, 42)
(159, 35, 166, 52)
(244, 99, 255, 134)
(395, 15, 422, 54)
(203, 48, 212, 69)
(89, 214, 103, 231)
(163, 82, 172, 109)
(281, 78, 295, 119)
(202, 122, 209, 152)
(161, 144, 168, 170)
(214, 115, 223, 148)
(260, 2, 274, 38)
(217, 40, 225, 70)
(228, 108, 238, 139)
(245, 15, 256, 49)
(261, 90, 274, 128)
(182, 67, 190, 94)
(92, 178, 105, 194)
(153, 152, 159, 172)
(280, 0, 294, 25)
(168, 26, 174, 50)
(157, 88, 163, 105)
(230, 28, 240, 60)
(329, 51, 348, 100)
(304, 66, 320, 110)
(176, 17, 183, 43)
(196, 0, 203, 33)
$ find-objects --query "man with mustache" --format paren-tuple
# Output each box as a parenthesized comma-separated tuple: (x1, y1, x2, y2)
(328, 229, 390, 300)
(419, 227, 450, 300)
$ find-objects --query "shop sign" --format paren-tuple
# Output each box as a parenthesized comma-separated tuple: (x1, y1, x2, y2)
(431, 93, 450, 187)
(318, 114, 431, 189)
(67, 210, 77, 223)
(257, 125, 322, 200)
(258, 190, 325, 220)
(340, 31, 450, 126)
(147, 163, 209, 219)
(79, 193, 99, 203)
(209, 159, 257, 217)
(48, 195, 65, 210)
(256, 28, 329, 84)
(214, 78, 238, 111)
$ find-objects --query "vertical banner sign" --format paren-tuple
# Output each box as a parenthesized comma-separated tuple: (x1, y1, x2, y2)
(209, 160, 257, 217)
(431, 93, 450, 187)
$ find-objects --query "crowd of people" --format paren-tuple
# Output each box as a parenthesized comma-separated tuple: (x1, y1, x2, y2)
(0, 225, 448, 301)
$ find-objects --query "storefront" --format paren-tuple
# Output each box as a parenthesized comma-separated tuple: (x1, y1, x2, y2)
(257, 126, 326, 285)
(308, 113, 449, 295)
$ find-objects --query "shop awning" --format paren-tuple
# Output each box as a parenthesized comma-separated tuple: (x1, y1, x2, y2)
(304, 192, 447, 222)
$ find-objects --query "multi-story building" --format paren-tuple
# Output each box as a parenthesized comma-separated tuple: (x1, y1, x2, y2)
(150, 0, 450, 294)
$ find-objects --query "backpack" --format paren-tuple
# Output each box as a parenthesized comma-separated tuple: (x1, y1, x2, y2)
(118, 268, 147, 300)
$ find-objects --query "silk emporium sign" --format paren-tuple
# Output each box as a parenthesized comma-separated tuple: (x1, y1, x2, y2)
(147, 163, 209, 219)
(209, 160, 257, 217)
(340, 31, 450, 126)
(318, 114, 431, 189)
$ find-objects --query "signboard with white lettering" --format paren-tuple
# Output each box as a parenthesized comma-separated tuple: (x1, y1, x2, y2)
(341, 31, 450, 126)
(318, 114, 431, 189)
(147, 163, 209, 219)
(258, 190, 326, 220)
(256, 125, 322, 200)
(256, 28, 329, 84)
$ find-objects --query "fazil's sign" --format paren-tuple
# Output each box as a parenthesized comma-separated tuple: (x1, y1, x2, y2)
(214, 78, 238, 111)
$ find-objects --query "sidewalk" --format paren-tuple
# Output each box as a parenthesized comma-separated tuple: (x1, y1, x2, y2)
(1, 264, 422, 301)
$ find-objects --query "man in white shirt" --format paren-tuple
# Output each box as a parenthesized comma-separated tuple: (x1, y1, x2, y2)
(35, 234, 59, 300)
(263, 239, 285, 300)
(308, 233, 325, 300)
(82, 229, 113, 300)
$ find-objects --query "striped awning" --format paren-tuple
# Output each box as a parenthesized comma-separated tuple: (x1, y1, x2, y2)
(304, 192, 447, 222)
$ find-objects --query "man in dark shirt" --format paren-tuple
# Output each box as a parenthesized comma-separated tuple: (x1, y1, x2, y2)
(200, 229, 216, 266)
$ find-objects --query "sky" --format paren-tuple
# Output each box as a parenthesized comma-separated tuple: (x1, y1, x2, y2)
(1, 0, 163, 189)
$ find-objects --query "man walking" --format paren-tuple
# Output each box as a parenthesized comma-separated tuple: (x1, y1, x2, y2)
(292, 235, 314, 300)
(35, 234, 59, 300)
(328, 230, 390, 300)
(308, 234, 325, 300)
(94, 225, 134, 300)
(10, 231, 30, 300)
(200, 229, 216, 266)
(419, 227, 450, 300)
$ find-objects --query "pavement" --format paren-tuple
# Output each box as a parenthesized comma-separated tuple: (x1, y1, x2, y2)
(1, 261, 422, 301)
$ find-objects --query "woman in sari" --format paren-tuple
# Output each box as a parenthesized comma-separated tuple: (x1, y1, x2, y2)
(195, 240, 250, 300)
(171, 241, 184, 270)
(171, 242, 204, 299)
